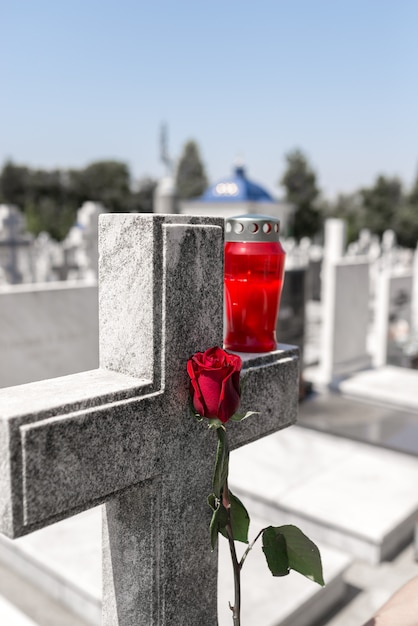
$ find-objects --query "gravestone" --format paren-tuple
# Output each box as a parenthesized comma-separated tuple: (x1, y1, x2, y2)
(0, 205, 34, 284)
(306, 242, 323, 302)
(292, 237, 322, 303)
(154, 176, 178, 214)
(277, 267, 306, 360)
(413, 244, 418, 331)
(374, 267, 414, 367)
(0, 214, 299, 625)
(62, 202, 106, 280)
(381, 229, 397, 269)
(308, 219, 371, 386)
(321, 259, 371, 383)
(32, 232, 62, 282)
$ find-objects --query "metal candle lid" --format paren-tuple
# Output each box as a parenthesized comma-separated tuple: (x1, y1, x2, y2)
(225, 214, 281, 242)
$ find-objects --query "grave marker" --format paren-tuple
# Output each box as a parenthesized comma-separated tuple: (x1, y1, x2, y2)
(0, 205, 33, 284)
(374, 267, 414, 367)
(319, 219, 371, 384)
(413, 244, 418, 331)
(0, 214, 299, 625)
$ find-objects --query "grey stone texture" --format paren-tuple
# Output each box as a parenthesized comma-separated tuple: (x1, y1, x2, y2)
(0, 214, 299, 625)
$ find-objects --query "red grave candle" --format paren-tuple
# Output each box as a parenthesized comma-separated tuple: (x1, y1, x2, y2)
(224, 215, 286, 353)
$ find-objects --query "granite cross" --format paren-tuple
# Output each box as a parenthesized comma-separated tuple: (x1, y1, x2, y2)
(0, 214, 299, 625)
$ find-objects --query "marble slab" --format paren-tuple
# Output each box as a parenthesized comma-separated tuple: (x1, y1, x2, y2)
(339, 366, 418, 412)
(228, 426, 418, 564)
(298, 392, 418, 457)
(0, 503, 351, 626)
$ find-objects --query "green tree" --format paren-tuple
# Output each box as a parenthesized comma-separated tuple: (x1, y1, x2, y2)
(70, 160, 132, 212)
(280, 149, 322, 240)
(176, 140, 208, 199)
(0, 161, 31, 206)
(409, 167, 418, 205)
(0, 162, 78, 241)
(0, 159, 143, 240)
(398, 167, 418, 248)
(27, 168, 66, 205)
(25, 198, 76, 242)
(360, 175, 403, 238)
(131, 177, 157, 212)
(393, 203, 418, 249)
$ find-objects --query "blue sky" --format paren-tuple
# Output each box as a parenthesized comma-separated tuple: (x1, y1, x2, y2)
(2, 0, 418, 199)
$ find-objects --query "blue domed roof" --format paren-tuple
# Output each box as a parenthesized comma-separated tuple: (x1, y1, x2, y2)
(200, 165, 274, 203)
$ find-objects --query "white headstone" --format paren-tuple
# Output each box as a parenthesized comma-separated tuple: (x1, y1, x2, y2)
(321, 259, 371, 383)
(324, 218, 346, 263)
(413, 244, 418, 331)
(319, 219, 371, 384)
(381, 229, 397, 269)
(33, 232, 62, 282)
(153, 176, 178, 214)
(373, 268, 414, 367)
(0, 205, 34, 284)
(63, 202, 106, 280)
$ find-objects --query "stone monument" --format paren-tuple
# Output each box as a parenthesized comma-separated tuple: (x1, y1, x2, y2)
(374, 267, 414, 367)
(0, 204, 34, 283)
(0, 214, 299, 625)
(307, 219, 371, 386)
(61, 201, 106, 280)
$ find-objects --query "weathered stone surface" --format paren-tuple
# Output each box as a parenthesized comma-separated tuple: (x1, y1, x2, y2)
(0, 214, 299, 625)
(230, 346, 299, 449)
(0, 345, 298, 539)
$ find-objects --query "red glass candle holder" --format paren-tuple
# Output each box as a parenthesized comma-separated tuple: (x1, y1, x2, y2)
(224, 215, 286, 353)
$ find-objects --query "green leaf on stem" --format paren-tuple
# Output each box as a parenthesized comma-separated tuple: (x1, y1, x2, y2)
(212, 429, 229, 499)
(207, 493, 217, 511)
(262, 525, 325, 586)
(208, 496, 228, 550)
(230, 411, 259, 423)
(219, 490, 250, 544)
(262, 527, 289, 576)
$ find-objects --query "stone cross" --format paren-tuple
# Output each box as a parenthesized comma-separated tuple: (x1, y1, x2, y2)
(0, 214, 299, 625)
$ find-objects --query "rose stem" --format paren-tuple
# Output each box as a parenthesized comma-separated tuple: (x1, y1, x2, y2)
(239, 529, 264, 570)
(222, 478, 241, 626)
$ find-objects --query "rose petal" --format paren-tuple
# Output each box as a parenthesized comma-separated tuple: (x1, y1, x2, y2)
(187, 347, 242, 421)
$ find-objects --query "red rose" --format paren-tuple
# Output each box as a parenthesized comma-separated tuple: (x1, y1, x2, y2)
(187, 346, 242, 424)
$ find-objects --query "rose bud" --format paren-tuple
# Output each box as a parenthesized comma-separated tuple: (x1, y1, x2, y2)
(187, 346, 242, 424)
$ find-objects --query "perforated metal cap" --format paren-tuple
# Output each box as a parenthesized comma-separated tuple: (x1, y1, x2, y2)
(225, 214, 281, 242)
